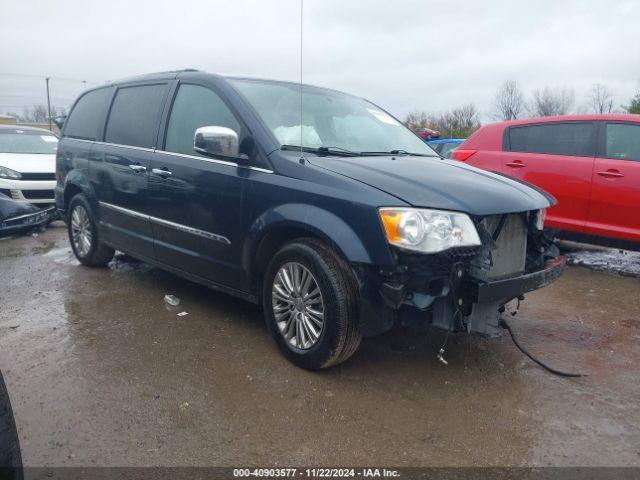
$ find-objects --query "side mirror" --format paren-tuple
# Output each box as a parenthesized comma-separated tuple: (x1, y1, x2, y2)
(194, 126, 246, 161)
(52, 115, 66, 129)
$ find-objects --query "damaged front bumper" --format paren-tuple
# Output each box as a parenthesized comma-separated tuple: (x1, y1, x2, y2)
(355, 211, 566, 338)
(0, 205, 57, 237)
(466, 256, 566, 303)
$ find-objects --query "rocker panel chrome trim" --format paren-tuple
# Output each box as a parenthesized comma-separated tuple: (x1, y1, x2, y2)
(99, 201, 231, 245)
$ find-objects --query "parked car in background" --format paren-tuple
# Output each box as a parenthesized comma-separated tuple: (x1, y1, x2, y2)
(427, 138, 464, 158)
(413, 127, 440, 141)
(0, 125, 58, 206)
(0, 192, 56, 237)
(56, 70, 564, 370)
(451, 115, 640, 250)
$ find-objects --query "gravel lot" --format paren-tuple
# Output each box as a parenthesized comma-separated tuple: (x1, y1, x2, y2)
(1, 223, 639, 467)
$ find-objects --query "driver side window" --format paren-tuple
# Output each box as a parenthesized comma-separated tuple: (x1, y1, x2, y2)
(165, 84, 241, 156)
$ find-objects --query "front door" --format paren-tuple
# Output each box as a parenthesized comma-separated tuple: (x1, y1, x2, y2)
(93, 83, 170, 260)
(587, 121, 640, 244)
(146, 83, 246, 289)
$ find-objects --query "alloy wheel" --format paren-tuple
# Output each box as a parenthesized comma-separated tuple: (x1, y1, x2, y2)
(272, 262, 325, 350)
(71, 205, 92, 257)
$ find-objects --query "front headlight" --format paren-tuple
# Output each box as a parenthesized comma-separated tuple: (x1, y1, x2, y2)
(379, 208, 481, 253)
(0, 166, 21, 180)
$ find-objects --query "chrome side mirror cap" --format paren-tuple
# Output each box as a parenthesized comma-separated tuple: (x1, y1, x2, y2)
(194, 126, 245, 160)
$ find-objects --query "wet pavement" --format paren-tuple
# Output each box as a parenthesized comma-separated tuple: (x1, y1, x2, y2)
(1, 223, 639, 467)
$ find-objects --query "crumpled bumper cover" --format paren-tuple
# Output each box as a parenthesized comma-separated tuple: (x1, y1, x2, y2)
(466, 256, 567, 303)
(0, 206, 57, 235)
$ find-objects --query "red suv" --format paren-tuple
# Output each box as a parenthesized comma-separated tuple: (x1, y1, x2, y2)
(452, 114, 640, 249)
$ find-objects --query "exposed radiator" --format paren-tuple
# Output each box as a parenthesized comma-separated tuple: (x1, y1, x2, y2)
(480, 214, 527, 280)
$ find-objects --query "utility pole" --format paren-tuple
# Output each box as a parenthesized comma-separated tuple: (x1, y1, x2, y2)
(45, 77, 52, 131)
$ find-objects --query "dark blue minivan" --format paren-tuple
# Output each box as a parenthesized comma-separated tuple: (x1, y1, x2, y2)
(55, 70, 565, 369)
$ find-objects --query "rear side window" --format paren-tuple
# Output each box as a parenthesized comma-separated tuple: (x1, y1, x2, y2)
(605, 123, 640, 161)
(105, 84, 167, 148)
(508, 122, 595, 156)
(165, 84, 240, 156)
(64, 88, 111, 140)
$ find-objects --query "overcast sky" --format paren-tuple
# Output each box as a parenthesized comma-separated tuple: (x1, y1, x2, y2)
(1, 0, 639, 121)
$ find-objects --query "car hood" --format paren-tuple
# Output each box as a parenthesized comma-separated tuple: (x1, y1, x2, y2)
(306, 155, 554, 215)
(0, 153, 56, 173)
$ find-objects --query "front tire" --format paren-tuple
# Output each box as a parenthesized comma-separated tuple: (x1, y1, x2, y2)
(263, 239, 362, 370)
(67, 194, 115, 267)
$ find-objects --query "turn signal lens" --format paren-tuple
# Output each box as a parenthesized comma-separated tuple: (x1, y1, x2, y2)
(380, 210, 402, 242)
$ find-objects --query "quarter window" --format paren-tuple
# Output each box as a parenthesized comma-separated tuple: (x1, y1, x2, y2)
(165, 84, 240, 157)
(104, 84, 167, 148)
(605, 123, 640, 161)
(508, 122, 595, 156)
(64, 88, 111, 140)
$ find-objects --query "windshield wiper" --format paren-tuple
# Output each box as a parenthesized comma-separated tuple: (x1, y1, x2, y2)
(281, 145, 362, 157)
(360, 150, 437, 157)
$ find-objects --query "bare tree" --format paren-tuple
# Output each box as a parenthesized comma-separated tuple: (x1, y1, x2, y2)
(404, 110, 429, 130)
(528, 87, 575, 117)
(22, 105, 49, 123)
(20, 104, 67, 123)
(493, 80, 525, 121)
(428, 104, 481, 138)
(404, 104, 481, 139)
(588, 83, 614, 114)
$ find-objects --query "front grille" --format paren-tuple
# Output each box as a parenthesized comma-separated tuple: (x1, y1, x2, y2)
(0, 188, 11, 197)
(481, 214, 527, 279)
(21, 189, 55, 200)
(20, 173, 55, 181)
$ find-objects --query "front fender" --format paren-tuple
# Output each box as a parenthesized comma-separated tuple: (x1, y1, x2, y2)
(243, 204, 372, 272)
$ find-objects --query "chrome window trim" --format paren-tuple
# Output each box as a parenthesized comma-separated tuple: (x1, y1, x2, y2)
(94, 141, 155, 153)
(155, 149, 273, 173)
(154, 149, 236, 167)
(99, 201, 231, 245)
(62, 138, 273, 173)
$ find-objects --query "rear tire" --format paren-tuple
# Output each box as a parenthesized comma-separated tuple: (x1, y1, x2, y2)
(0, 371, 22, 477)
(263, 238, 361, 370)
(67, 194, 114, 267)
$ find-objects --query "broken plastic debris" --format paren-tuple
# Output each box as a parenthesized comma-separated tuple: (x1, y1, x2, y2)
(177, 311, 188, 317)
(437, 348, 448, 365)
(164, 295, 180, 306)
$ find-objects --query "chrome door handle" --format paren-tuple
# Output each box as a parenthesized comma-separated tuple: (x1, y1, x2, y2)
(151, 168, 172, 177)
(128, 164, 147, 173)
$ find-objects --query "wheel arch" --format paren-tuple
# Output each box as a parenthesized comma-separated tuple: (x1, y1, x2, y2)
(243, 204, 371, 294)
(62, 170, 97, 213)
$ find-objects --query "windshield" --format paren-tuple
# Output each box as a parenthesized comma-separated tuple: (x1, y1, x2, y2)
(0, 131, 58, 154)
(230, 79, 437, 156)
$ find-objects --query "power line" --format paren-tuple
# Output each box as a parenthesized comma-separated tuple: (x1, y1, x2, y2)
(0, 72, 101, 84)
